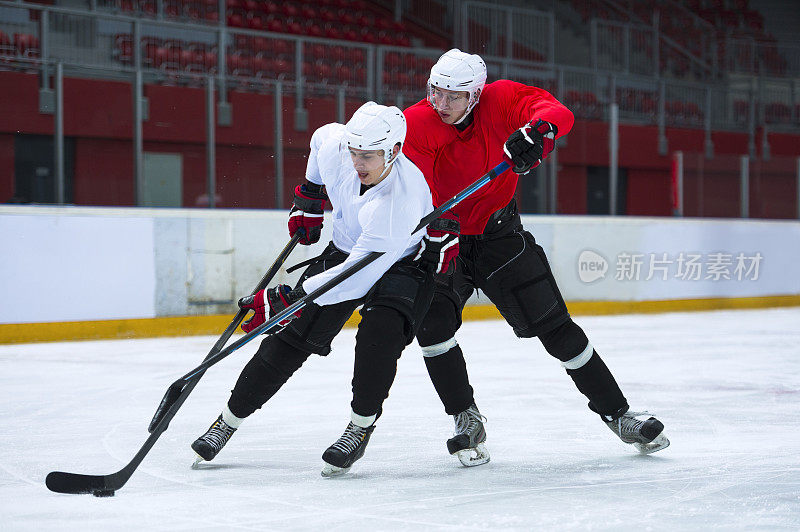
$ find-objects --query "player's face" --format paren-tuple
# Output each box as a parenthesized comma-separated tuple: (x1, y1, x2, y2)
(430, 86, 470, 124)
(349, 147, 387, 185)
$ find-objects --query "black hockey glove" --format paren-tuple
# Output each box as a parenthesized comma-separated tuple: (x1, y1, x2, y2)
(415, 211, 460, 274)
(288, 182, 327, 245)
(503, 119, 557, 175)
(239, 285, 306, 332)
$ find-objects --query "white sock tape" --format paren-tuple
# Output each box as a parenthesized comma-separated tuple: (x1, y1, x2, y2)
(351, 410, 376, 428)
(222, 404, 246, 429)
(421, 337, 458, 357)
(561, 342, 594, 370)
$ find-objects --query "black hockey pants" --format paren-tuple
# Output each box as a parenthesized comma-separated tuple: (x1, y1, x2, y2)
(416, 200, 628, 418)
(227, 242, 435, 420)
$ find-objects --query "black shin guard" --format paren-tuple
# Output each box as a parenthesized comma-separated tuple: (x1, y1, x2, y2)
(567, 353, 629, 418)
(423, 345, 475, 416)
(539, 319, 628, 418)
(227, 335, 311, 418)
(350, 306, 408, 418)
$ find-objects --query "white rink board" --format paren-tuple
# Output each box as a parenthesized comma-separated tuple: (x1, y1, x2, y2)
(1, 309, 799, 529)
(1, 206, 799, 324)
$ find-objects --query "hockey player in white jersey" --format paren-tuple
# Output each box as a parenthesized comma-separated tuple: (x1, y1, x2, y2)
(191, 102, 442, 477)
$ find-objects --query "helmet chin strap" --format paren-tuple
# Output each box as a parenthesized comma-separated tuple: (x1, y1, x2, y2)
(377, 150, 400, 180)
(452, 88, 481, 125)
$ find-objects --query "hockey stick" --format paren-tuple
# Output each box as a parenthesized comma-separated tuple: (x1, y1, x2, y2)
(163, 160, 512, 384)
(147, 232, 304, 433)
(45, 232, 302, 496)
(45, 160, 511, 496)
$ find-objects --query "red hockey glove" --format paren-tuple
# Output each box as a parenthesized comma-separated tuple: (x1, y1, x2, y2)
(238, 285, 305, 332)
(503, 119, 557, 175)
(288, 182, 327, 245)
(415, 211, 460, 274)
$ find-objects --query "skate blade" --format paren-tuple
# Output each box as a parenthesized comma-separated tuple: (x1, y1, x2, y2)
(321, 463, 351, 478)
(634, 433, 670, 455)
(454, 442, 490, 467)
(191, 454, 205, 469)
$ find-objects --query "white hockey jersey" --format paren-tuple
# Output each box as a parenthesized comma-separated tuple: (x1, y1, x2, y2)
(301, 123, 433, 306)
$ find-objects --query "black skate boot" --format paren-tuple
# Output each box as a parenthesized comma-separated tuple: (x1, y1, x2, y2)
(191, 414, 237, 466)
(604, 410, 670, 454)
(321, 422, 375, 477)
(447, 403, 489, 466)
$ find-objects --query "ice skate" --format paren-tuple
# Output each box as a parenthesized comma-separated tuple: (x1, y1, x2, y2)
(321, 421, 375, 477)
(447, 403, 489, 466)
(604, 410, 670, 454)
(191, 414, 237, 467)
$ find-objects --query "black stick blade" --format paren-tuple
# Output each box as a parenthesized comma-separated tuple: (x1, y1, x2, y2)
(46, 471, 111, 495)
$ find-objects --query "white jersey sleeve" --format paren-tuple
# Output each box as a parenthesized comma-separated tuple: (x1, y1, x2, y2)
(305, 123, 346, 186)
(301, 155, 431, 306)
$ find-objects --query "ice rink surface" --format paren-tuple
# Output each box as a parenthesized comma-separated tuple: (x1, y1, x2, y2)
(2, 308, 799, 531)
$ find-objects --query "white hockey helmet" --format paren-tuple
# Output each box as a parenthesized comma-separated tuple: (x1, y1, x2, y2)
(345, 101, 407, 166)
(427, 48, 487, 124)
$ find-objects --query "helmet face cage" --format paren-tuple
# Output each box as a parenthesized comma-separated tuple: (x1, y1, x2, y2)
(427, 81, 482, 124)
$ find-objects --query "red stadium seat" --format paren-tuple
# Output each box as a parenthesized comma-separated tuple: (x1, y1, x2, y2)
(247, 13, 266, 30)
(15, 34, 40, 57)
(164, 0, 180, 17)
(282, 2, 299, 17)
(384, 52, 401, 69)
(184, 2, 202, 20)
(273, 58, 292, 77)
(326, 45, 343, 62)
(325, 26, 342, 40)
(252, 37, 270, 54)
(351, 48, 365, 63)
(261, 2, 280, 16)
(359, 28, 377, 44)
(134, 0, 154, 15)
(287, 21, 304, 35)
(253, 55, 273, 76)
(300, 5, 316, 19)
(276, 39, 294, 57)
(305, 23, 324, 38)
(336, 64, 351, 83)
(204, 50, 218, 70)
(319, 8, 336, 23)
(227, 9, 245, 27)
(308, 43, 326, 60)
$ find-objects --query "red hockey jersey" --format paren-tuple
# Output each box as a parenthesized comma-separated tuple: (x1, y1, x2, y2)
(403, 79, 574, 235)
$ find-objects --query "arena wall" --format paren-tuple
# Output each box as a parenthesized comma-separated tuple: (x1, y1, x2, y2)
(2, 205, 798, 342)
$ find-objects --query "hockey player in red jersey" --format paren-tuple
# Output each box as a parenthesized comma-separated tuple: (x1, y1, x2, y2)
(405, 49, 669, 466)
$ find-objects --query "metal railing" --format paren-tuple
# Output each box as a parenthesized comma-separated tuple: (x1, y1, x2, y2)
(462, 1, 554, 65)
(723, 37, 800, 79)
(2, 1, 798, 131)
(2, 0, 799, 215)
